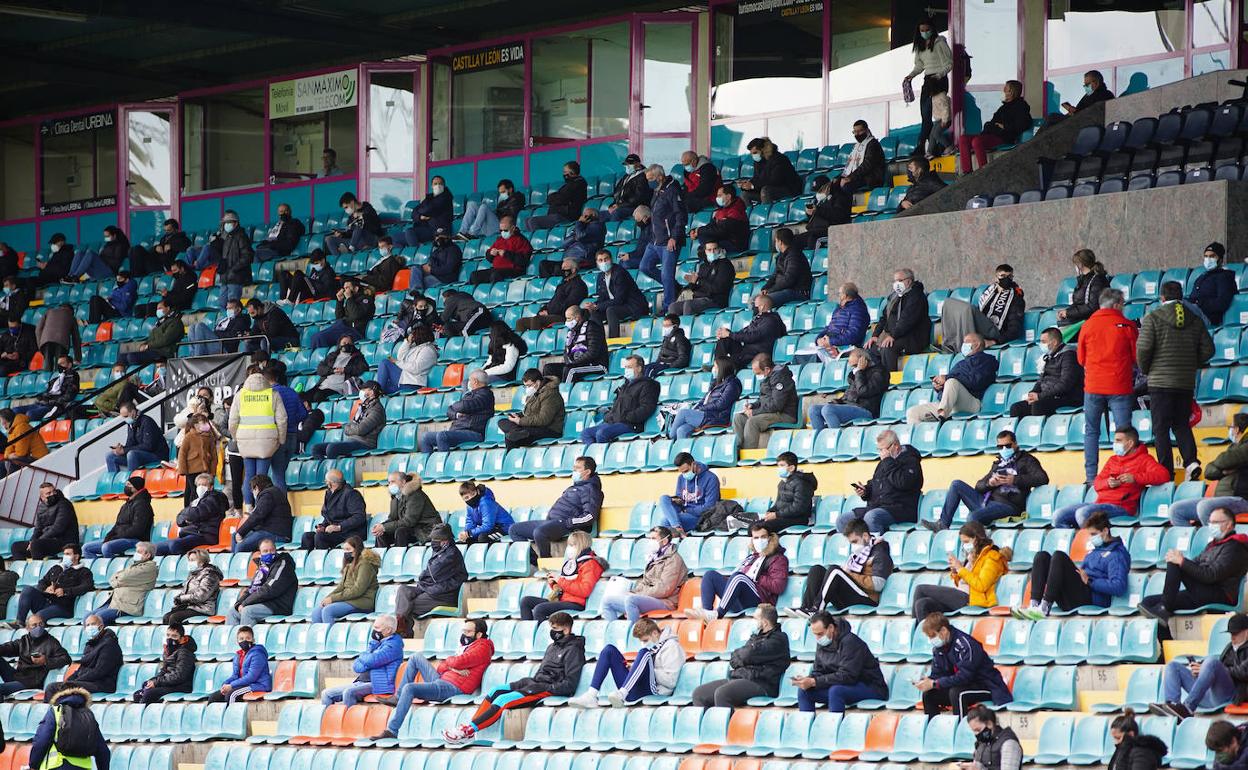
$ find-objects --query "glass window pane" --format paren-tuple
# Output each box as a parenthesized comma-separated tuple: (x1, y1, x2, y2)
(40, 109, 117, 209)
(1193, 49, 1232, 76)
(182, 89, 265, 193)
(127, 110, 171, 207)
(643, 24, 694, 134)
(964, 0, 1018, 84)
(1043, 72, 1088, 116)
(641, 136, 692, 171)
(532, 23, 629, 143)
(1115, 56, 1185, 96)
(712, 1, 823, 119)
(829, 1, 938, 105)
(712, 118, 766, 158)
(451, 48, 525, 158)
(369, 72, 415, 173)
(0, 125, 35, 220)
(1194, 0, 1231, 47)
(431, 65, 451, 163)
(765, 111, 823, 153)
(828, 102, 885, 145)
(271, 108, 356, 181)
(1047, 0, 1185, 69)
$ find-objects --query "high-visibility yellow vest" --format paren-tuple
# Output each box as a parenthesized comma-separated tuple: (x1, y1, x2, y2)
(238, 387, 278, 432)
(41, 707, 92, 769)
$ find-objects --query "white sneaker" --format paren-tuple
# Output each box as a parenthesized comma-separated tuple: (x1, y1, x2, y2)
(442, 724, 475, 745)
(607, 691, 628, 708)
(568, 691, 600, 708)
(684, 607, 717, 623)
(1185, 462, 1202, 481)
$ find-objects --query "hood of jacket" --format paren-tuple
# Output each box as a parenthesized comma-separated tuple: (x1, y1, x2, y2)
(786, 469, 818, 492)
(353, 548, 382, 571)
(402, 477, 424, 495)
(241, 373, 269, 391)
(48, 686, 91, 708)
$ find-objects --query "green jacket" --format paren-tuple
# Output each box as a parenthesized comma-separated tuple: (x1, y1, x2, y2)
(1136, 301, 1213, 391)
(146, 312, 186, 358)
(327, 548, 379, 610)
(384, 479, 442, 541)
(94, 377, 133, 414)
(1205, 436, 1248, 497)
(516, 377, 566, 433)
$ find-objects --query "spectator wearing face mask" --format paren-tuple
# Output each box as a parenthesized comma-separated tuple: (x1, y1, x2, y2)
(186, 298, 251, 356)
(601, 525, 689, 622)
(1189, 242, 1237, 326)
(795, 180, 852, 250)
(312, 536, 380, 626)
(356, 235, 406, 293)
(840, 121, 886, 194)
(1171, 413, 1248, 526)
(734, 354, 797, 450)
(94, 541, 158, 625)
(1053, 426, 1169, 528)
(587, 250, 649, 337)
(714, 294, 787, 373)
(1013, 512, 1129, 620)
(941, 265, 1026, 349)
(668, 243, 734, 316)
(325, 193, 383, 254)
(88, 271, 137, 325)
(906, 332, 998, 423)
(304, 337, 369, 403)
(278, 250, 337, 304)
(457, 179, 525, 241)
(646, 315, 692, 378)
(759, 228, 812, 308)
(469, 216, 533, 285)
(0, 615, 69, 696)
(788, 518, 892, 615)
(45, 613, 122, 699)
(69, 226, 130, 281)
(807, 347, 886, 429)
(411, 230, 464, 290)
(570, 618, 685, 707)
(372, 472, 441, 548)
(164, 548, 223, 624)
(176, 413, 219, 500)
(134, 623, 197, 703)
(418, 370, 494, 453)
(964, 706, 1023, 770)
(519, 531, 606, 623)
(957, 80, 1032, 175)
(0, 276, 30, 328)
(226, 539, 298, 625)
(528, 162, 590, 230)
(483, 321, 528, 383)
(0, 317, 36, 377)
(739, 137, 802, 204)
(545, 306, 610, 384)
(1140, 505, 1248, 623)
(156, 474, 228, 555)
(1008, 326, 1084, 417)
(898, 156, 946, 210)
(397, 178, 454, 246)
(580, 355, 659, 444)
(454, 484, 514, 544)
(691, 603, 790, 708)
(667, 357, 742, 441)
(232, 474, 293, 553)
(117, 300, 183, 366)
(910, 522, 1010, 621)
(82, 475, 153, 559)
(553, 208, 607, 272)
(214, 210, 254, 310)
(11, 480, 73, 560)
(638, 165, 688, 311)
(657, 452, 722, 534)
(310, 381, 386, 459)
(916, 612, 1013, 717)
(207, 626, 271, 703)
(923, 430, 1047, 531)
(129, 218, 192, 276)
(378, 324, 438, 392)
(516, 258, 588, 333)
(795, 612, 888, 712)
(497, 369, 566, 449)
(13, 543, 90, 625)
(511, 458, 602, 564)
(396, 524, 468, 634)
(758, 452, 817, 533)
(686, 524, 789, 622)
(1206, 718, 1248, 770)
(691, 185, 748, 253)
(255, 203, 305, 260)
(310, 278, 375, 349)
(34, 233, 75, 288)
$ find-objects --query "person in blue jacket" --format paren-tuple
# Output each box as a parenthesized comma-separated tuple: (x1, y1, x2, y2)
(667, 357, 743, 439)
(208, 625, 272, 703)
(89, 270, 138, 323)
(906, 332, 999, 423)
(657, 452, 722, 533)
(322, 614, 404, 706)
(456, 483, 514, 543)
(917, 612, 1013, 717)
(813, 283, 870, 362)
(1013, 511, 1128, 619)
(561, 208, 607, 267)
(418, 370, 495, 453)
(1189, 242, 1238, 326)
(106, 401, 170, 473)
(510, 456, 602, 562)
(397, 177, 453, 246)
(588, 249, 650, 337)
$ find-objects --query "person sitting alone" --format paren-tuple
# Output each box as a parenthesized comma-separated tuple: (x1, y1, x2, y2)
(1013, 511, 1129, 620)
(569, 618, 685, 708)
(795, 612, 888, 713)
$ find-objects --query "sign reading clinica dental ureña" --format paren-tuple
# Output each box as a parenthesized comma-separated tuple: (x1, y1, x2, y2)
(269, 69, 359, 119)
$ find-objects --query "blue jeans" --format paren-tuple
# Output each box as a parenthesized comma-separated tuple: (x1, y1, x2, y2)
(1163, 657, 1237, 711)
(69, 250, 112, 280)
(310, 440, 370, 459)
(310, 321, 363, 349)
(580, 422, 633, 446)
(270, 434, 298, 492)
(107, 448, 163, 473)
(325, 230, 379, 254)
(187, 323, 225, 357)
(418, 429, 481, 453)
(601, 593, 670, 623)
(1169, 496, 1248, 526)
(12, 404, 53, 421)
(232, 530, 288, 554)
(191, 246, 218, 270)
(386, 654, 463, 733)
(668, 409, 705, 440)
(243, 457, 272, 505)
(322, 681, 374, 706)
(639, 242, 678, 309)
(376, 359, 403, 394)
(155, 534, 212, 556)
(409, 271, 443, 292)
(220, 283, 243, 309)
(225, 603, 275, 626)
(701, 570, 762, 617)
(938, 480, 1020, 528)
(459, 201, 499, 237)
(83, 538, 139, 559)
(797, 681, 884, 713)
(311, 601, 360, 625)
(1053, 502, 1128, 529)
(835, 507, 896, 534)
(809, 404, 871, 431)
(657, 496, 700, 532)
(1083, 393, 1134, 483)
(590, 644, 657, 703)
(93, 604, 127, 626)
(764, 289, 808, 308)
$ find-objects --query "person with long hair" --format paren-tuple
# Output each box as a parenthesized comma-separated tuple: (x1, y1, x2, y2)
(1107, 710, 1167, 770)
(483, 320, 529, 383)
(667, 356, 742, 439)
(910, 521, 1009, 620)
(1058, 248, 1109, 325)
(903, 18, 953, 158)
(312, 535, 380, 626)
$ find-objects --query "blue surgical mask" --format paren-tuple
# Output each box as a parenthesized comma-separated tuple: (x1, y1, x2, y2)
(623, 368, 637, 381)
(84, 624, 100, 641)
(388, 483, 400, 496)
(572, 469, 585, 483)
(497, 192, 509, 202)
(1112, 441, 1128, 457)
(259, 552, 275, 565)
(648, 179, 659, 190)
(597, 262, 612, 273)
(998, 447, 1015, 460)
(156, 308, 166, 319)
(1208, 523, 1228, 541)
(681, 470, 695, 481)
(29, 626, 45, 638)
(921, 30, 933, 40)
(928, 633, 944, 648)
(223, 222, 237, 233)
(226, 309, 237, 319)
(1084, 84, 1094, 95)
(816, 636, 832, 647)
(960, 342, 973, 356)
(1089, 534, 1105, 549)
(683, 163, 695, 173)
(750, 152, 762, 162)
(61, 556, 73, 568)
(778, 467, 790, 479)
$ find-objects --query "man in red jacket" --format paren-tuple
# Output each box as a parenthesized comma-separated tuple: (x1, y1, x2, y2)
(371, 618, 494, 740)
(1053, 426, 1170, 527)
(1077, 288, 1139, 484)
(469, 216, 533, 285)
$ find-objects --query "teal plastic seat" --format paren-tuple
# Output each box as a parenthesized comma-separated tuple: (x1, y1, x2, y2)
(1031, 715, 1075, 764)
(1066, 715, 1113, 764)
(886, 713, 928, 762)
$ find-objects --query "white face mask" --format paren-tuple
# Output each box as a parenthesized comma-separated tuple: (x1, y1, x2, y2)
(565, 545, 578, 560)
(1231, 428, 1241, 443)
(524, 384, 537, 397)
(196, 484, 210, 497)
(893, 280, 906, 295)
(716, 196, 728, 207)
(104, 235, 114, 243)
(960, 342, 974, 356)
(661, 326, 674, 337)
(752, 537, 768, 552)
(815, 192, 827, 202)
(50, 243, 61, 253)
(432, 184, 445, 195)
(388, 483, 401, 496)
(500, 228, 512, 238)
(565, 319, 577, 329)
(1204, 257, 1219, 270)
(223, 222, 237, 233)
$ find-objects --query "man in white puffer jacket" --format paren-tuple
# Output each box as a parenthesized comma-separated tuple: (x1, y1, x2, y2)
(568, 618, 685, 707)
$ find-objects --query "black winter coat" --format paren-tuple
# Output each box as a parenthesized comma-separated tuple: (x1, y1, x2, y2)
(728, 625, 790, 696)
(658, 328, 692, 369)
(873, 282, 931, 355)
(0, 632, 69, 688)
(1190, 266, 1238, 326)
(596, 265, 648, 315)
(315, 348, 368, 380)
(259, 218, 305, 257)
(255, 306, 299, 345)
(427, 243, 464, 284)
(176, 489, 228, 541)
(68, 628, 123, 692)
(863, 445, 924, 522)
(32, 492, 78, 545)
(220, 229, 254, 286)
(612, 171, 653, 210)
(811, 617, 887, 692)
(1031, 344, 1084, 400)
(982, 98, 1033, 143)
(318, 485, 367, 535)
(152, 636, 197, 690)
(750, 153, 802, 198)
(752, 366, 798, 420)
(841, 138, 886, 190)
(772, 470, 817, 526)
(565, 319, 608, 368)
(236, 485, 293, 540)
(544, 275, 588, 317)
(513, 633, 585, 697)
(1218, 637, 1248, 702)
(973, 451, 1049, 514)
(238, 552, 298, 614)
(731, 311, 787, 359)
(844, 363, 889, 416)
(762, 248, 812, 295)
(1065, 270, 1109, 324)
(1108, 734, 1167, 770)
(689, 258, 734, 307)
(417, 543, 468, 598)
(35, 564, 93, 611)
(547, 176, 589, 222)
(604, 377, 660, 430)
(807, 187, 853, 231)
(1182, 533, 1248, 602)
(105, 489, 154, 542)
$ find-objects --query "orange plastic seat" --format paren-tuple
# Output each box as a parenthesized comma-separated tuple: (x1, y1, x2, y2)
(145, 468, 180, 498)
(697, 618, 731, 657)
(730, 759, 760, 770)
(676, 619, 705, 655)
(678, 758, 707, 770)
(206, 517, 239, 552)
(29, 352, 42, 371)
(198, 264, 218, 288)
(705, 759, 735, 770)
(392, 269, 411, 291)
(364, 662, 408, 702)
(1226, 702, 1248, 714)
(292, 703, 344, 745)
(330, 704, 374, 746)
(244, 659, 290, 700)
(442, 364, 465, 388)
(95, 322, 113, 342)
(353, 705, 392, 744)
(971, 617, 1004, 655)
(1069, 529, 1090, 562)
(694, 708, 757, 754)
(859, 713, 899, 758)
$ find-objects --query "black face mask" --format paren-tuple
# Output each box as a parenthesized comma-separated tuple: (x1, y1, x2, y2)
(563, 173, 575, 180)
(460, 634, 476, 647)
(279, 213, 291, 222)
(550, 629, 565, 642)
(343, 552, 355, 564)
(165, 638, 178, 651)
(998, 277, 1013, 288)
(371, 630, 384, 642)
(239, 640, 253, 652)
(975, 728, 994, 743)
(435, 237, 450, 246)
(563, 269, 576, 279)
(466, 494, 482, 508)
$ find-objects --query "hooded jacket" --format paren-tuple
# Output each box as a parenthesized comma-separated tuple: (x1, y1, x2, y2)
(238, 552, 298, 615)
(632, 544, 688, 608)
(728, 624, 790, 696)
(31, 490, 78, 545)
(328, 548, 380, 611)
(604, 376, 660, 430)
(177, 426, 218, 476)
(1080, 536, 1130, 607)
(772, 469, 817, 527)
(751, 365, 798, 419)
(864, 445, 924, 522)
(658, 327, 693, 368)
(929, 626, 1012, 706)
(954, 544, 1009, 607)
(1203, 435, 1248, 498)
(228, 373, 289, 458)
(1031, 343, 1083, 400)
(427, 241, 464, 284)
(418, 542, 469, 599)
(973, 450, 1049, 514)
(811, 617, 887, 694)
(644, 627, 686, 696)
(674, 461, 721, 518)
(152, 634, 197, 690)
(1066, 269, 1110, 324)
(1108, 733, 1168, 770)
(513, 632, 585, 696)
(438, 636, 495, 694)
(596, 264, 648, 315)
(730, 310, 787, 359)
(464, 488, 513, 538)
(516, 377, 566, 434)
(553, 548, 607, 606)
(176, 488, 228, 542)
(820, 298, 870, 348)
(107, 557, 158, 616)
(344, 396, 386, 449)
(546, 175, 589, 222)
(546, 474, 603, 530)
(318, 484, 367, 535)
(1137, 300, 1214, 391)
(447, 385, 494, 435)
(762, 247, 813, 295)
(1078, 306, 1138, 395)
(843, 362, 889, 416)
(174, 562, 223, 616)
(6, 412, 48, 461)
(225, 643, 272, 692)
(873, 282, 931, 355)
(34, 563, 93, 611)
(695, 375, 742, 427)
(236, 485, 293, 541)
(734, 543, 789, 604)
(1190, 266, 1237, 326)
(0, 630, 70, 689)
(946, 351, 999, 401)
(29, 688, 110, 770)
(67, 628, 123, 692)
(1091, 445, 1170, 515)
(1182, 531, 1248, 602)
(384, 478, 441, 543)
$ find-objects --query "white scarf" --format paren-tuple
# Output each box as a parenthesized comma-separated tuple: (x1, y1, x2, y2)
(845, 134, 873, 175)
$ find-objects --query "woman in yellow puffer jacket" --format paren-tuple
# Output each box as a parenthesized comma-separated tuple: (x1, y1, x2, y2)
(910, 521, 1012, 622)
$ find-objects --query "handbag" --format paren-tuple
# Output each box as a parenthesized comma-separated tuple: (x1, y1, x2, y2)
(932, 92, 952, 125)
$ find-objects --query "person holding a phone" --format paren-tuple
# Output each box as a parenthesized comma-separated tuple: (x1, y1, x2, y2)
(835, 429, 924, 534)
(923, 429, 1048, 531)
(795, 612, 887, 713)
(1014, 511, 1129, 621)
(916, 613, 1012, 717)
(1152, 612, 1248, 719)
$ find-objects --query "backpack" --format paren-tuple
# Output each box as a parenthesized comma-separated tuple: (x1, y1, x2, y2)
(695, 500, 754, 533)
(53, 702, 99, 757)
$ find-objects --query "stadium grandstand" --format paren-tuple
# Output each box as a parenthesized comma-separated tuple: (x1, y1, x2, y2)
(1, 2, 1248, 770)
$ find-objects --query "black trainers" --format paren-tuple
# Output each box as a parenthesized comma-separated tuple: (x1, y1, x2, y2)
(920, 520, 944, 532)
(370, 729, 398, 741)
(1169, 703, 1193, 720)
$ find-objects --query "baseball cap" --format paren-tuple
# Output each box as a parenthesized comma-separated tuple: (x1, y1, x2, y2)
(623, 153, 641, 165)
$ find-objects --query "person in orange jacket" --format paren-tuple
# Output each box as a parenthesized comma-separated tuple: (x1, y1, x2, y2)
(1, 408, 48, 476)
(1077, 288, 1139, 483)
(1053, 425, 1170, 527)
(518, 530, 607, 624)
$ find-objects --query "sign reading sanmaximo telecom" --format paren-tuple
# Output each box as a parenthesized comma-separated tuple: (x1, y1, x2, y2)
(269, 69, 358, 119)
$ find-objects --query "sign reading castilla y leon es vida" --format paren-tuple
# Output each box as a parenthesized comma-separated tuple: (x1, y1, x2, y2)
(269, 69, 359, 119)
(451, 42, 526, 74)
